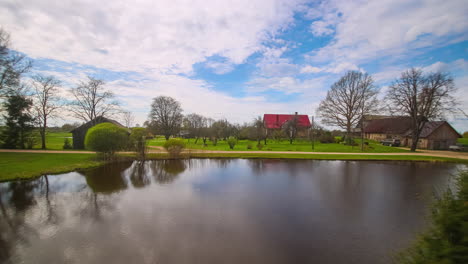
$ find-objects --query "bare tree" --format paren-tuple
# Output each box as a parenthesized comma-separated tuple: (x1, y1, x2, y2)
(386, 68, 456, 151)
(282, 115, 299, 144)
(184, 113, 205, 143)
(0, 28, 32, 95)
(31, 75, 62, 149)
(317, 71, 378, 135)
(121, 110, 135, 128)
(252, 116, 265, 144)
(147, 96, 183, 140)
(69, 76, 119, 122)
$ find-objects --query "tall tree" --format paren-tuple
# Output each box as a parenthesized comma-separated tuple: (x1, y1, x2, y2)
(121, 110, 135, 128)
(386, 68, 456, 151)
(252, 116, 265, 144)
(31, 75, 62, 149)
(282, 115, 299, 144)
(317, 71, 378, 135)
(69, 76, 119, 122)
(147, 96, 183, 140)
(1, 94, 34, 149)
(0, 28, 32, 95)
(183, 113, 205, 143)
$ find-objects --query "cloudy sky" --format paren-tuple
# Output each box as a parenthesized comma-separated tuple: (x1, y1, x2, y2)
(1, 0, 467, 131)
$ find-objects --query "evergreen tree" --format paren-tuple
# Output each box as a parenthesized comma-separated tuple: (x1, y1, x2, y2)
(1, 94, 34, 149)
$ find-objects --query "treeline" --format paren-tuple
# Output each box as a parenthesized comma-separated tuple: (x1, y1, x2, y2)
(0, 28, 133, 149)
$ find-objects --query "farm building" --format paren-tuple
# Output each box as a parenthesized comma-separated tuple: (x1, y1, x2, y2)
(363, 117, 460, 150)
(263, 113, 311, 138)
(70, 116, 126, 149)
(263, 113, 311, 130)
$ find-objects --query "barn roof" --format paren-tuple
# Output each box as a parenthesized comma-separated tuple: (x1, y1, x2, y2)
(363, 117, 412, 134)
(263, 114, 311, 129)
(364, 118, 460, 138)
(70, 116, 125, 133)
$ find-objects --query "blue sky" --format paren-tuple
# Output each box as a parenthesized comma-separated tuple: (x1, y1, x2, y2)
(1, 0, 467, 131)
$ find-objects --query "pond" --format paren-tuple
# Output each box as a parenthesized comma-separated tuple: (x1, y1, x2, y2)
(0, 159, 465, 264)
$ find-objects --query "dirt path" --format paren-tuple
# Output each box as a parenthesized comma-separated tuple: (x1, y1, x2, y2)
(2, 147, 467, 160)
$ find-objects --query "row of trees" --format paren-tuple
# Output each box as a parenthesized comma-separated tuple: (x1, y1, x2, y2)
(146, 96, 325, 145)
(0, 28, 135, 149)
(317, 69, 457, 151)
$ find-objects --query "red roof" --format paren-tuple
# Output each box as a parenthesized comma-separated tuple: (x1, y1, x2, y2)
(263, 114, 311, 129)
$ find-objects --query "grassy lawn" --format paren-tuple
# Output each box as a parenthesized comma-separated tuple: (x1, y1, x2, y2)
(0, 152, 102, 181)
(29, 131, 73, 150)
(148, 137, 410, 153)
(458, 138, 468, 145)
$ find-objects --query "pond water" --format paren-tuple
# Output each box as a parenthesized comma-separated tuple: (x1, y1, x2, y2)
(0, 159, 465, 264)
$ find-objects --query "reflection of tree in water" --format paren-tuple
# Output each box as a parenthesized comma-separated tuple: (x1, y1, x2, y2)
(0, 180, 40, 263)
(128, 161, 151, 188)
(83, 162, 132, 194)
(215, 159, 232, 169)
(151, 160, 186, 184)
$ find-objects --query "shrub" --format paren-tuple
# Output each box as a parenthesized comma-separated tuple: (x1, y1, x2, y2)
(85, 123, 129, 158)
(63, 138, 73, 149)
(334, 136, 342, 143)
(227, 137, 236, 149)
(396, 170, 468, 263)
(246, 143, 253, 150)
(212, 138, 218, 146)
(256, 143, 263, 150)
(163, 138, 186, 158)
(319, 132, 335, 143)
(25, 135, 38, 149)
(129, 127, 148, 160)
(463, 131, 468, 138)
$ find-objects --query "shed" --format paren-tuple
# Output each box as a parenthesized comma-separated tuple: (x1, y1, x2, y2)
(70, 116, 125, 149)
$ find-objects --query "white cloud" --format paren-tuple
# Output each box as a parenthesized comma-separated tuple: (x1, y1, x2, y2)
(308, 0, 468, 64)
(0, 0, 307, 75)
(300, 65, 322, 73)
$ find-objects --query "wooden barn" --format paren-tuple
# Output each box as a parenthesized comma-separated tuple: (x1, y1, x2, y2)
(363, 117, 460, 150)
(70, 116, 125, 149)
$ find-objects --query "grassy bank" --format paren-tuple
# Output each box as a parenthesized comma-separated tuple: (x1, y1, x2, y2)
(148, 136, 410, 153)
(144, 152, 468, 163)
(1, 150, 466, 182)
(0, 152, 103, 181)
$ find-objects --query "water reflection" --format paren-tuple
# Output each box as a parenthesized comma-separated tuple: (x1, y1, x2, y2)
(0, 160, 464, 264)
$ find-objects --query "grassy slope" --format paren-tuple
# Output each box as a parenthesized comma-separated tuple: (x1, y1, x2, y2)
(0, 152, 102, 181)
(148, 136, 409, 153)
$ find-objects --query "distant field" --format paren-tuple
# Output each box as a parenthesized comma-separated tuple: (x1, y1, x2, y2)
(458, 138, 468, 145)
(32, 132, 73, 150)
(148, 136, 409, 153)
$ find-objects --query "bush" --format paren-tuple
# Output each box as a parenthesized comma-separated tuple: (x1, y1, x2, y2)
(129, 127, 148, 160)
(319, 132, 335, 143)
(334, 136, 342, 143)
(246, 143, 253, 150)
(396, 170, 468, 263)
(212, 137, 218, 146)
(256, 143, 263, 150)
(163, 138, 186, 158)
(85, 123, 129, 158)
(227, 137, 236, 149)
(463, 131, 468, 138)
(63, 138, 73, 149)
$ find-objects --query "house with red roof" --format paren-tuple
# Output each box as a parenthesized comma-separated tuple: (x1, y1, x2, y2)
(263, 112, 311, 130)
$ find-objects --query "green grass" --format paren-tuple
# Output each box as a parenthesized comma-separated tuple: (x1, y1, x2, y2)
(0, 152, 103, 181)
(30, 131, 73, 150)
(148, 137, 410, 153)
(458, 138, 468, 145)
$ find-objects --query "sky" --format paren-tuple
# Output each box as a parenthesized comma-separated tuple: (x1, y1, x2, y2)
(1, 0, 467, 132)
